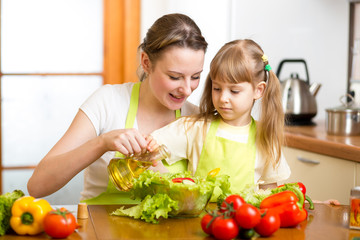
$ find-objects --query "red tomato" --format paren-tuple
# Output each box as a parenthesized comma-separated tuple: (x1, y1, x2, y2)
(254, 209, 280, 237)
(200, 213, 215, 235)
(221, 194, 245, 215)
(43, 208, 77, 238)
(211, 216, 239, 240)
(235, 203, 261, 229)
(171, 177, 195, 183)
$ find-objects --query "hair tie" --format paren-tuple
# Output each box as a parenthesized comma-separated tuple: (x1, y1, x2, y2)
(261, 54, 268, 63)
(265, 64, 272, 71)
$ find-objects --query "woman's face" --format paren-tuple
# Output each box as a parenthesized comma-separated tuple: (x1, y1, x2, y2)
(144, 47, 205, 110)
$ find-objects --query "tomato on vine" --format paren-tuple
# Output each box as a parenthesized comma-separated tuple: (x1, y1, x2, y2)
(220, 194, 245, 216)
(254, 209, 280, 237)
(200, 213, 216, 235)
(235, 203, 261, 229)
(211, 216, 239, 240)
(43, 208, 78, 238)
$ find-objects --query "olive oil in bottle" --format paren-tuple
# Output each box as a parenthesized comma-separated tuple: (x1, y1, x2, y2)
(107, 145, 170, 191)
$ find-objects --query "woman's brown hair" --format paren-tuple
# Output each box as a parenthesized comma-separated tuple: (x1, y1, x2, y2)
(138, 13, 208, 81)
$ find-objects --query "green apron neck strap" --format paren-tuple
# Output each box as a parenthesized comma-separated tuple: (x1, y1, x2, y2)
(207, 117, 220, 139)
(248, 118, 256, 145)
(125, 82, 141, 129)
(175, 109, 181, 119)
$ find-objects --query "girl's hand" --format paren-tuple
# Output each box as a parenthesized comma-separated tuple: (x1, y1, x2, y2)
(313, 199, 341, 205)
(100, 128, 148, 156)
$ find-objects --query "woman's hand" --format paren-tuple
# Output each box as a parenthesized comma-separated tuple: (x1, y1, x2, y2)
(145, 135, 159, 152)
(101, 128, 148, 155)
(145, 135, 160, 166)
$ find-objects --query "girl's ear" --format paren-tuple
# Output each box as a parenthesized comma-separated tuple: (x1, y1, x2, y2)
(254, 81, 266, 100)
(140, 52, 151, 74)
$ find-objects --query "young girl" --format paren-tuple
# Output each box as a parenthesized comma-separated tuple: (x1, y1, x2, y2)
(150, 39, 291, 193)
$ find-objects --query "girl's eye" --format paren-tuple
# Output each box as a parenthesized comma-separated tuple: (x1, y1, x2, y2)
(191, 75, 200, 80)
(213, 87, 220, 91)
(231, 90, 240, 94)
(169, 76, 180, 80)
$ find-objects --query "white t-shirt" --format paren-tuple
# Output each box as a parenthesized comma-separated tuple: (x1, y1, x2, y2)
(151, 117, 291, 185)
(79, 82, 198, 200)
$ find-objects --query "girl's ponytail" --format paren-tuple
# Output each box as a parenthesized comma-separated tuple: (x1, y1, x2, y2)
(257, 69, 284, 168)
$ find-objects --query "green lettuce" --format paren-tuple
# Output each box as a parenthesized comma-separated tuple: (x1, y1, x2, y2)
(0, 190, 25, 235)
(111, 194, 179, 224)
(236, 185, 272, 208)
(111, 170, 230, 223)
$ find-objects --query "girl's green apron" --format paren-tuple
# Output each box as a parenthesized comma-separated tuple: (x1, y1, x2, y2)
(83, 82, 186, 204)
(195, 118, 256, 200)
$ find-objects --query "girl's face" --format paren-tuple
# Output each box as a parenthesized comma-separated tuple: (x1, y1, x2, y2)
(211, 79, 265, 126)
(142, 47, 205, 110)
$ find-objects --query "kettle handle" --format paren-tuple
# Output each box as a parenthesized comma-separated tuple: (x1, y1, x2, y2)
(276, 59, 310, 84)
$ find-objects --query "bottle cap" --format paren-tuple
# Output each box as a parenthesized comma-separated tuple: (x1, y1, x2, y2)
(351, 186, 360, 197)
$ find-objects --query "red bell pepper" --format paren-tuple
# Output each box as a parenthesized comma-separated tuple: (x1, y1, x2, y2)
(270, 202, 307, 227)
(260, 191, 300, 209)
(260, 191, 307, 227)
(276, 182, 314, 210)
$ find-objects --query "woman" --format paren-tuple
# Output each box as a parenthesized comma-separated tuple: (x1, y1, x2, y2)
(27, 13, 208, 204)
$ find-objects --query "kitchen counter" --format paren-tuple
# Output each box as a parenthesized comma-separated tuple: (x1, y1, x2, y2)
(1, 203, 359, 240)
(284, 121, 360, 162)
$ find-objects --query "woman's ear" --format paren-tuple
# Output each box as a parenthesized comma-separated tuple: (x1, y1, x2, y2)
(254, 81, 266, 100)
(140, 52, 151, 74)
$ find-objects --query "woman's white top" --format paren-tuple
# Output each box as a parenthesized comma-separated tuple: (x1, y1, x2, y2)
(79, 82, 198, 200)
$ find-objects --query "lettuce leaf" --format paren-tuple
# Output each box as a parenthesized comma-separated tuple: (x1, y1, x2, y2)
(111, 194, 178, 224)
(237, 185, 272, 208)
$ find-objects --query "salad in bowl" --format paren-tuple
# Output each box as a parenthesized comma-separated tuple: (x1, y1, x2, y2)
(111, 169, 230, 223)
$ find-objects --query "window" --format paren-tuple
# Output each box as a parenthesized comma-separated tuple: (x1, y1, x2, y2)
(0, 0, 140, 204)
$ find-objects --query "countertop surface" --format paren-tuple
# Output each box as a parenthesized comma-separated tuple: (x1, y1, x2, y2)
(284, 120, 360, 162)
(1, 203, 360, 240)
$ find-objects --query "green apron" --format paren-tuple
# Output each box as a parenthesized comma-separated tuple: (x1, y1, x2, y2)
(83, 82, 186, 204)
(195, 118, 256, 200)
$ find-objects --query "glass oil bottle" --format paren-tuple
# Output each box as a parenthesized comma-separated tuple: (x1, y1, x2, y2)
(107, 145, 170, 191)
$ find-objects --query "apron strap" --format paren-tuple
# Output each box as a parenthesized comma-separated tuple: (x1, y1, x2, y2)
(175, 109, 181, 118)
(125, 82, 141, 129)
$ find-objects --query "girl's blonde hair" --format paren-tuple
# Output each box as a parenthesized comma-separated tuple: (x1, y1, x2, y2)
(138, 13, 208, 81)
(198, 39, 284, 168)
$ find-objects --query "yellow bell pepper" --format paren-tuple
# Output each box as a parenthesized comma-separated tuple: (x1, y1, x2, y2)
(10, 196, 52, 235)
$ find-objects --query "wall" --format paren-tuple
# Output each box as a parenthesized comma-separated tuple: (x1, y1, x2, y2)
(141, 0, 349, 121)
(141, 0, 233, 106)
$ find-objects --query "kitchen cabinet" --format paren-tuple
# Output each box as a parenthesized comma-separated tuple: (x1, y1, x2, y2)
(281, 147, 356, 204)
